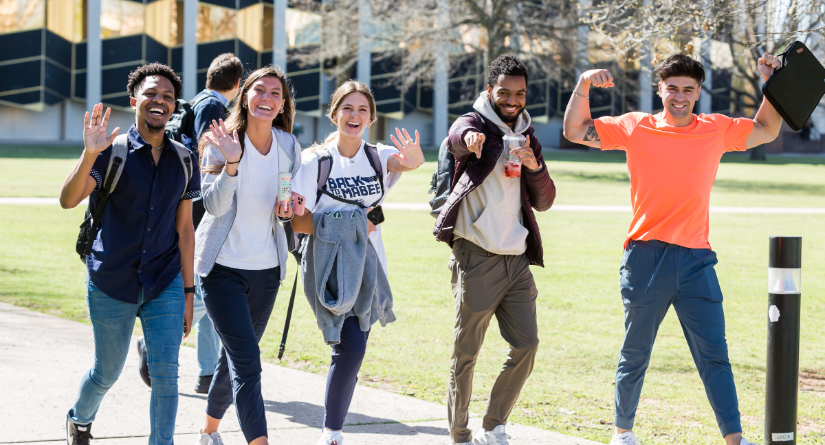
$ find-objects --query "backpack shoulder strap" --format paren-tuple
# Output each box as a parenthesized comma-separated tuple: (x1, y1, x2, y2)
(363, 143, 385, 207)
(170, 140, 193, 202)
(314, 148, 333, 204)
(104, 134, 129, 195)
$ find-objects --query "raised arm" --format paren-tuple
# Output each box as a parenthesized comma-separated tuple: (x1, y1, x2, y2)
(745, 53, 783, 148)
(59, 104, 120, 209)
(447, 113, 485, 158)
(387, 127, 425, 172)
(562, 70, 614, 149)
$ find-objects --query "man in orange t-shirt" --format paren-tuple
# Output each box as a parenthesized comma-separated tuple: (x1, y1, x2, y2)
(563, 54, 783, 445)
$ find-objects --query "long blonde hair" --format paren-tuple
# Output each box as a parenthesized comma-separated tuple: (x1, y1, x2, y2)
(308, 80, 377, 151)
(199, 66, 295, 173)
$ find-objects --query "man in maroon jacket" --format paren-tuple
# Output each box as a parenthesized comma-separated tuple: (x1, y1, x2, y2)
(434, 55, 556, 445)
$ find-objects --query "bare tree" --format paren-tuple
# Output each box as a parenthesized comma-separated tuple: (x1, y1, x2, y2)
(586, 0, 825, 159)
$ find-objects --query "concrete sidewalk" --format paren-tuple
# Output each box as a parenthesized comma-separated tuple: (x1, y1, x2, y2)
(0, 302, 600, 445)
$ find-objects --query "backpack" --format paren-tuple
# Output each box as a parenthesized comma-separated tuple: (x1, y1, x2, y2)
(75, 135, 194, 261)
(165, 92, 216, 150)
(428, 114, 484, 218)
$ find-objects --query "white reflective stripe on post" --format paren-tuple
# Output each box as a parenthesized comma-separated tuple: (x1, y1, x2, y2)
(768, 268, 802, 294)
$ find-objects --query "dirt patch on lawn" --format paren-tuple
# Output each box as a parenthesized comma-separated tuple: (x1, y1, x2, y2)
(800, 369, 825, 397)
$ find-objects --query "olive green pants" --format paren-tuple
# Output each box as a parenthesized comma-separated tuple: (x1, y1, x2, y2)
(447, 239, 540, 443)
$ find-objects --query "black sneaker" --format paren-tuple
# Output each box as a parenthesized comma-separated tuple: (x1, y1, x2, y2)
(194, 374, 214, 394)
(66, 418, 93, 445)
(136, 337, 151, 387)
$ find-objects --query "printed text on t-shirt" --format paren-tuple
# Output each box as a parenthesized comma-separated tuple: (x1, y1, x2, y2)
(326, 175, 381, 201)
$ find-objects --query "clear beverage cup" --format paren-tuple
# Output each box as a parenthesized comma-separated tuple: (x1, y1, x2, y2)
(502, 134, 525, 178)
(278, 172, 292, 213)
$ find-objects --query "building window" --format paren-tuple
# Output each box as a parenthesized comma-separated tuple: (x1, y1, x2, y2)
(286, 8, 320, 48)
(237, 3, 265, 51)
(0, 0, 45, 34)
(46, 0, 85, 43)
(101, 0, 144, 38)
(146, 0, 183, 47)
(197, 2, 235, 43)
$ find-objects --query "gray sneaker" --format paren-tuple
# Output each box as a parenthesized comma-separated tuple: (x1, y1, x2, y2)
(473, 425, 510, 445)
(196, 431, 224, 445)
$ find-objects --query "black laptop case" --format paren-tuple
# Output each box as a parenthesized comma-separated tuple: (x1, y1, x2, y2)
(762, 41, 825, 131)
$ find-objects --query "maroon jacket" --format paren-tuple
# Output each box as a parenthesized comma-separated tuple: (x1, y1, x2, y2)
(433, 112, 556, 267)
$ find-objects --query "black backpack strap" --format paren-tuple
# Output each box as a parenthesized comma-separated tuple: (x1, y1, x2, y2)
(278, 268, 299, 360)
(169, 140, 193, 203)
(84, 135, 129, 256)
(362, 143, 385, 207)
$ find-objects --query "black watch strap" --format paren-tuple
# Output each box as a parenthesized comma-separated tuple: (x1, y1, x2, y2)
(184, 286, 197, 294)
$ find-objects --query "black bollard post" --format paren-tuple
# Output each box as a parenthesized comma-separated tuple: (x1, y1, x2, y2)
(765, 236, 802, 445)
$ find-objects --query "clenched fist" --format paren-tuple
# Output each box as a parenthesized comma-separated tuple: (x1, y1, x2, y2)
(580, 69, 614, 88)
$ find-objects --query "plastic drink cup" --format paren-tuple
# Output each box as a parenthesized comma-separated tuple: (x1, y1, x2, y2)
(278, 172, 292, 213)
(502, 134, 525, 178)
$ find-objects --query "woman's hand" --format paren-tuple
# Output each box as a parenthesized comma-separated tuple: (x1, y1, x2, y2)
(389, 128, 424, 172)
(204, 119, 242, 163)
(275, 199, 294, 220)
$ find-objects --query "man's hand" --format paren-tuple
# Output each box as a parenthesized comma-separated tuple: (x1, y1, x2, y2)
(758, 52, 782, 82)
(183, 292, 194, 338)
(464, 131, 486, 156)
(509, 137, 540, 171)
(84, 103, 120, 155)
(580, 69, 614, 88)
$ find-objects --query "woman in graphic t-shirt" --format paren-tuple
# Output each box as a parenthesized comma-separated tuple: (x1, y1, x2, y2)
(193, 66, 301, 445)
(290, 80, 424, 445)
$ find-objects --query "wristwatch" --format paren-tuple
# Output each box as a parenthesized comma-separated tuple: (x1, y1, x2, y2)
(184, 286, 196, 294)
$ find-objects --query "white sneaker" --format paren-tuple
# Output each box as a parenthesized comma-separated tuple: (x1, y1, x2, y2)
(473, 425, 511, 445)
(196, 431, 224, 445)
(740, 438, 760, 445)
(609, 431, 643, 445)
(317, 429, 344, 445)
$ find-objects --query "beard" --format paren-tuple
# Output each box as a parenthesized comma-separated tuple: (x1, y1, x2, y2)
(142, 119, 166, 132)
(491, 98, 523, 124)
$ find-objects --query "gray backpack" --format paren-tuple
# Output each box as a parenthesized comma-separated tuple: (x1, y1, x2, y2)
(76, 135, 194, 260)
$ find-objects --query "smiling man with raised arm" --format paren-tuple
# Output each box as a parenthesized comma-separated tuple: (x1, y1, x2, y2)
(59, 63, 200, 445)
(562, 54, 782, 445)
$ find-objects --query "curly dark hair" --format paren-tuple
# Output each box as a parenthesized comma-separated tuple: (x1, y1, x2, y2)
(487, 54, 529, 87)
(126, 62, 183, 99)
(657, 54, 705, 84)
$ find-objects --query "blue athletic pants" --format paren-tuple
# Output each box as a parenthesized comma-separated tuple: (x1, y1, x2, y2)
(615, 239, 741, 437)
(201, 264, 280, 443)
(324, 316, 370, 430)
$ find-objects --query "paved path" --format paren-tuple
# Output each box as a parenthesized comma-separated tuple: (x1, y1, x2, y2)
(2, 197, 825, 215)
(0, 302, 600, 445)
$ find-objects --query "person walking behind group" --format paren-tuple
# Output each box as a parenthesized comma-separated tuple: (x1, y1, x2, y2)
(194, 66, 300, 445)
(290, 80, 425, 445)
(432, 54, 556, 445)
(59, 63, 200, 445)
(137, 53, 244, 394)
(562, 53, 782, 445)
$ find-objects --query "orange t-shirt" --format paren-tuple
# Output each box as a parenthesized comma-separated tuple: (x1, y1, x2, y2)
(594, 112, 753, 249)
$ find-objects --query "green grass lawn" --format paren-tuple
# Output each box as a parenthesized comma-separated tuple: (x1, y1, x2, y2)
(1, 146, 824, 444)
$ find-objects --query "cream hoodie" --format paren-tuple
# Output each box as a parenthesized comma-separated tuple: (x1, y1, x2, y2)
(453, 91, 532, 255)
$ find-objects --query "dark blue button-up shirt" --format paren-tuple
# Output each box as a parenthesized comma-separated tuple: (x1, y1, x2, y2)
(87, 125, 201, 304)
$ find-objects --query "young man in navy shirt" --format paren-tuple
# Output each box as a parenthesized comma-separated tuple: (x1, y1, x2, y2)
(59, 63, 200, 445)
(138, 53, 243, 394)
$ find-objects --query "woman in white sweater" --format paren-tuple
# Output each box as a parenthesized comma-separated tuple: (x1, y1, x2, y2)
(193, 66, 300, 445)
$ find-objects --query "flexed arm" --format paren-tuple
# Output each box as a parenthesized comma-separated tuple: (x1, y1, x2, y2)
(562, 70, 614, 149)
(746, 53, 783, 148)
(59, 104, 120, 209)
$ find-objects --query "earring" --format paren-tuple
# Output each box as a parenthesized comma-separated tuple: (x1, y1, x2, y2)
(279, 108, 284, 114)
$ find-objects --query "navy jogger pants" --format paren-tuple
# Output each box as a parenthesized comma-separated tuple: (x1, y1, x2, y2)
(324, 316, 370, 430)
(201, 263, 280, 443)
(615, 239, 741, 437)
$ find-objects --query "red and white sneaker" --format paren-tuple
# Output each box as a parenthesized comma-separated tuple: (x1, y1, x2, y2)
(317, 429, 344, 445)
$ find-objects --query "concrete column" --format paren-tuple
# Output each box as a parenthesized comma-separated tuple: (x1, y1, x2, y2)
(183, 0, 197, 99)
(86, 0, 101, 111)
(638, 44, 653, 113)
(575, 0, 591, 78)
(698, 0, 713, 115)
(357, 0, 371, 88)
(273, 0, 287, 72)
(433, 0, 449, 145)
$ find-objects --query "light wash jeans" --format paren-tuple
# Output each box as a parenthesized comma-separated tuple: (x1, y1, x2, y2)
(192, 274, 221, 376)
(68, 274, 184, 445)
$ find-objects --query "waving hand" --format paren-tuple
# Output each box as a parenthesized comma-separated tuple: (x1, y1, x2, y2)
(84, 103, 120, 155)
(389, 127, 424, 172)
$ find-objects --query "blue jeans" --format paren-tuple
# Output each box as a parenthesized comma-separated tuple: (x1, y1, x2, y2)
(192, 275, 221, 376)
(615, 240, 741, 436)
(68, 274, 184, 445)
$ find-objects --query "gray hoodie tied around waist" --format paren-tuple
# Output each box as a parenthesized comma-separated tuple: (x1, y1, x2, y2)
(302, 209, 396, 344)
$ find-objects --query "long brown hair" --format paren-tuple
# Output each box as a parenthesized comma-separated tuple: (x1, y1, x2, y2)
(308, 80, 377, 151)
(199, 66, 295, 173)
